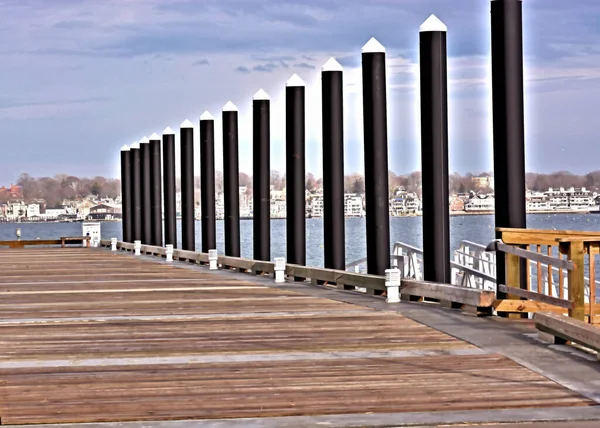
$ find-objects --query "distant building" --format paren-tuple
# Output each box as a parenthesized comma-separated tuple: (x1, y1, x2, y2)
(0, 184, 23, 200)
(526, 191, 549, 212)
(464, 195, 495, 212)
(544, 187, 594, 211)
(344, 194, 365, 217)
(88, 203, 122, 220)
(26, 203, 41, 218)
(449, 196, 465, 212)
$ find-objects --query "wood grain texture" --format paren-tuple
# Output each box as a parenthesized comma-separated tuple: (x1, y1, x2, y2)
(0, 248, 596, 425)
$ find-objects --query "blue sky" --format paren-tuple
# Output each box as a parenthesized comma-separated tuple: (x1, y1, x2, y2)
(1, 0, 600, 183)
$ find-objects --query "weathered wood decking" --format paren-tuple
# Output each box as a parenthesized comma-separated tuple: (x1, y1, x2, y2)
(0, 248, 598, 426)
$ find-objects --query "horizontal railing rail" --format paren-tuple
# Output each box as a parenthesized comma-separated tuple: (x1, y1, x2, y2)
(0, 236, 91, 248)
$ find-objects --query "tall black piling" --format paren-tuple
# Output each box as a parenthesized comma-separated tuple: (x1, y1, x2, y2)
(361, 37, 391, 277)
(130, 142, 142, 242)
(180, 120, 195, 251)
(222, 101, 241, 257)
(286, 74, 307, 270)
(162, 127, 177, 248)
(253, 89, 271, 262)
(139, 136, 152, 244)
(149, 133, 163, 247)
(120, 145, 132, 243)
(200, 111, 217, 253)
(321, 58, 346, 271)
(419, 15, 451, 283)
(491, 0, 527, 294)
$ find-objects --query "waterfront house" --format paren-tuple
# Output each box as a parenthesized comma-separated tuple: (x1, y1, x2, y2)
(544, 187, 594, 211)
(26, 203, 41, 218)
(344, 194, 365, 217)
(464, 195, 495, 212)
(449, 196, 465, 212)
(310, 194, 323, 217)
(526, 191, 549, 212)
(88, 203, 122, 220)
(6, 202, 27, 221)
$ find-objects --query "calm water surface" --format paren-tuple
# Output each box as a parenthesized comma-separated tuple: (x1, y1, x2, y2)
(2, 213, 600, 267)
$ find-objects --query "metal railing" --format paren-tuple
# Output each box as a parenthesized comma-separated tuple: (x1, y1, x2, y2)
(345, 240, 596, 302)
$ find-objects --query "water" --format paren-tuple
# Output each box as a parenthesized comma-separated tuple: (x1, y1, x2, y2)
(2, 213, 600, 267)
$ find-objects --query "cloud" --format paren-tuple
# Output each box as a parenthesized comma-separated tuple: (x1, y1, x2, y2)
(293, 62, 316, 70)
(0, 0, 600, 184)
(252, 64, 276, 72)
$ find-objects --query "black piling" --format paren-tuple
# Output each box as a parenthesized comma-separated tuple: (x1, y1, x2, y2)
(120, 145, 132, 243)
(361, 38, 391, 276)
(180, 120, 195, 251)
(222, 102, 241, 257)
(200, 111, 217, 253)
(419, 15, 451, 283)
(139, 137, 152, 244)
(162, 127, 177, 248)
(130, 142, 142, 242)
(321, 58, 346, 271)
(491, 0, 527, 293)
(253, 89, 271, 262)
(149, 133, 163, 247)
(285, 74, 307, 269)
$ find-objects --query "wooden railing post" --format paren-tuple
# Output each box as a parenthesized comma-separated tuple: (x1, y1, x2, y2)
(556, 240, 584, 321)
(565, 240, 585, 321)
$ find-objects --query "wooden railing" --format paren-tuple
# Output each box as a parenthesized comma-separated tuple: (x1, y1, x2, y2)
(496, 228, 600, 324)
(101, 240, 496, 308)
(0, 236, 91, 248)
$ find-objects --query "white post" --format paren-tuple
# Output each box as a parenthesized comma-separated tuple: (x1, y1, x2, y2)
(208, 249, 218, 270)
(354, 265, 360, 273)
(134, 240, 141, 256)
(165, 244, 173, 262)
(385, 268, 401, 303)
(274, 257, 286, 283)
(111, 237, 117, 251)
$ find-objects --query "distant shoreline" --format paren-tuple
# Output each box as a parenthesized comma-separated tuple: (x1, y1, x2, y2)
(1, 210, 597, 224)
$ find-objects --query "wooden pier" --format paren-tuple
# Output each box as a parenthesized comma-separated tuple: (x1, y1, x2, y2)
(0, 246, 599, 427)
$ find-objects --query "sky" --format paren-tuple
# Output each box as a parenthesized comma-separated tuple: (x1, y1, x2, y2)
(1, 0, 600, 184)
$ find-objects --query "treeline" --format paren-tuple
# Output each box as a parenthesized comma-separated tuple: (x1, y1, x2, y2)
(10, 173, 121, 207)
(9, 170, 600, 206)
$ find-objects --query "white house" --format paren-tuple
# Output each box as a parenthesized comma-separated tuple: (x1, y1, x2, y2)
(26, 203, 40, 218)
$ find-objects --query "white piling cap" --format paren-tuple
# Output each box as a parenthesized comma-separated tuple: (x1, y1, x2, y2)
(130, 142, 140, 149)
(286, 73, 305, 87)
(253, 89, 270, 100)
(200, 110, 214, 121)
(139, 136, 149, 144)
(322, 57, 343, 72)
(149, 133, 160, 140)
(362, 37, 386, 53)
(222, 101, 238, 112)
(180, 119, 194, 128)
(120, 145, 129, 151)
(163, 126, 175, 135)
(420, 14, 447, 32)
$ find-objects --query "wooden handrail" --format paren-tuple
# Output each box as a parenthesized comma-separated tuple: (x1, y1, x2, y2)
(0, 236, 91, 249)
(495, 228, 597, 323)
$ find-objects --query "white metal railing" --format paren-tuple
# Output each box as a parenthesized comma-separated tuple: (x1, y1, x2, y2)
(346, 240, 596, 302)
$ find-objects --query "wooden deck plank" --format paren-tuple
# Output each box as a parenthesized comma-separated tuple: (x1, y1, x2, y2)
(0, 247, 596, 425)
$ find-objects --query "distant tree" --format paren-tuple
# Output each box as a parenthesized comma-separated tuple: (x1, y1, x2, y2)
(305, 172, 316, 191)
(352, 177, 365, 194)
(90, 182, 101, 196)
(239, 172, 251, 188)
